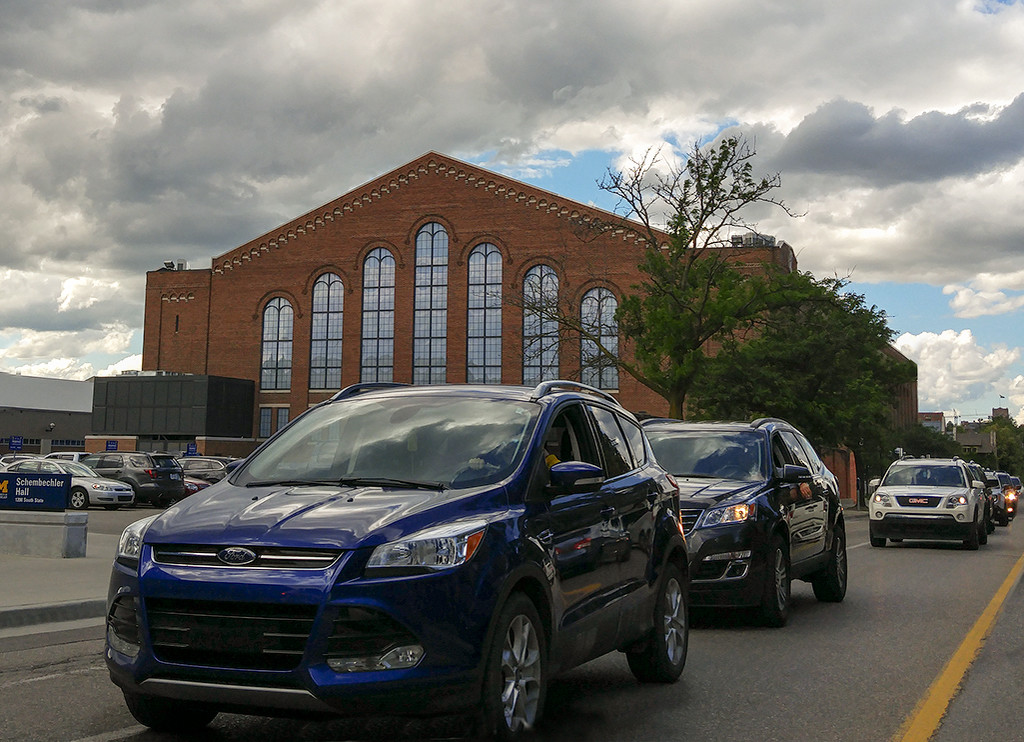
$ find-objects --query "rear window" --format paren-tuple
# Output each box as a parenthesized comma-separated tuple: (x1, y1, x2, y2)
(151, 456, 181, 468)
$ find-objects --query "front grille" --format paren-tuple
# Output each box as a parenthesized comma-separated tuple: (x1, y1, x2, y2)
(895, 495, 942, 508)
(679, 509, 704, 534)
(325, 606, 419, 662)
(152, 544, 341, 569)
(146, 598, 317, 671)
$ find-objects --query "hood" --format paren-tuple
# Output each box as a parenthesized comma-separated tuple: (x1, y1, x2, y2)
(144, 481, 479, 549)
(675, 477, 763, 507)
(876, 485, 970, 497)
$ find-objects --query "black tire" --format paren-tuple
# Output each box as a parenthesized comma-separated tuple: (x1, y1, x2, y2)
(479, 593, 546, 740)
(759, 535, 790, 627)
(68, 487, 89, 510)
(812, 526, 847, 602)
(123, 692, 217, 732)
(626, 562, 688, 683)
(963, 510, 980, 550)
(979, 515, 988, 545)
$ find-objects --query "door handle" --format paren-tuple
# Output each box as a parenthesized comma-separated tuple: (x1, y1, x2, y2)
(537, 529, 554, 546)
(600, 506, 616, 519)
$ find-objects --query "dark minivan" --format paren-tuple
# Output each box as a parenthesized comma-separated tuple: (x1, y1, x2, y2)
(105, 382, 689, 738)
(83, 452, 185, 507)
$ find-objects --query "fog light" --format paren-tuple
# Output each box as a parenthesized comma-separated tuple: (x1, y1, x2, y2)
(106, 625, 140, 658)
(875, 511, 882, 519)
(327, 644, 424, 673)
(956, 512, 965, 521)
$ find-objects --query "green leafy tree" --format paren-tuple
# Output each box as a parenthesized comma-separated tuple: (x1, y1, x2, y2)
(979, 416, 1024, 475)
(687, 277, 916, 467)
(584, 136, 806, 417)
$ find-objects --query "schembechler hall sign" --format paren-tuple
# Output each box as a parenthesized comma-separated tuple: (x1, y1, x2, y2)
(0, 473, 71, 512)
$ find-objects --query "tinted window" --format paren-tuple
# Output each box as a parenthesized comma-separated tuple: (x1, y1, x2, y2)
(779, 431, 813, 470)
(589, 406, 631, 478)
(620, 418, 647, 469)
(647, 429, 764, 482)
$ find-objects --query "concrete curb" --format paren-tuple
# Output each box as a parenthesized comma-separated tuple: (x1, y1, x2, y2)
(0, 598, 107, 629)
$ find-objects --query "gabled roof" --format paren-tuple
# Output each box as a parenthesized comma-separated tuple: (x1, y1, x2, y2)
(210, 151, 656, 275)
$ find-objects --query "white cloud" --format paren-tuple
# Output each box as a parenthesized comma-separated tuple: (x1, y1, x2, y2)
(943, 271, 1024, 317)
(895, 329, 1020, 409)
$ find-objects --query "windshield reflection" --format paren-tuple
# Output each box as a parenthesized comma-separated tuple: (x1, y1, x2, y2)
(238, 396, 539, 490)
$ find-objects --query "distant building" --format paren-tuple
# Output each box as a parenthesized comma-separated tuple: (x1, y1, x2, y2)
(919, 411, 945, 433)
(0, 371, 93, 455)
(992, 407, 1009, 419)
(954, 427, 997, 456)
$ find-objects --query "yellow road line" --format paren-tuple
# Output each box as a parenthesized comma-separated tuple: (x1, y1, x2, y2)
(894, 550, 1024, 742)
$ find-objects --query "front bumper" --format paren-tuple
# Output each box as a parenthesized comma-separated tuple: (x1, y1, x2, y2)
(870, 513, 974, 541)
(684, 519, 769, 608)
(105, 546, 500, 718)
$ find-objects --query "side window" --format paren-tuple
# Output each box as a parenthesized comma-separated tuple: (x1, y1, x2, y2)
(39, 461, 61, 473)
(542, 403, 600, 468)
(771, 435, 793, 469)
(589, 406, 632, 478)
(619, 417, 647, 469)
(792, 432, 824, 472)
(779, 431, 812, 470)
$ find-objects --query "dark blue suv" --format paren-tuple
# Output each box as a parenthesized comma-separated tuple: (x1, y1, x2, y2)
(105, 382, 688, 737)
(643, 418, 846, 627)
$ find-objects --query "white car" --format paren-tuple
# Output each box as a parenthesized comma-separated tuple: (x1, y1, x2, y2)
(5, 458, 135, 510)
(869, 457, 987, 550)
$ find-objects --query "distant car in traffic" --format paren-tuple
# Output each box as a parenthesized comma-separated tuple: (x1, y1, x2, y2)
(870, 457, 987, 549)
(642, 417, 847, 627)
(43, 451, 93, 463)
(5, 458, 135, 510)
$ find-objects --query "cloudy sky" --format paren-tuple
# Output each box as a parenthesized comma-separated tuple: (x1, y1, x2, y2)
(2, 0, 1023, 423)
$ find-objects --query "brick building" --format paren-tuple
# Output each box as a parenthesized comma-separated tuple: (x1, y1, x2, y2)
(143, 151, 798, 448)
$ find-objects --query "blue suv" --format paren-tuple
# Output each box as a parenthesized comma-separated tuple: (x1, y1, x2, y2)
(105, 382, 688, 738)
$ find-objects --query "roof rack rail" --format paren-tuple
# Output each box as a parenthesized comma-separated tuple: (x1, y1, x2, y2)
(329, 382, 409, 402)
(751, 417, 790, 428)
(530, 380, 621, 407)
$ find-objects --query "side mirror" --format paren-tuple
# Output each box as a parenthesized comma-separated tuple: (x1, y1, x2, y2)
(868, 477, 881, 494)
(549, 461, 605, 493)
(972, 480, 985, 490)
(779, 463, 813, 484)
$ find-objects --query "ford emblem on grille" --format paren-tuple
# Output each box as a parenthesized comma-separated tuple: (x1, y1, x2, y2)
(218, 547, 257, 565)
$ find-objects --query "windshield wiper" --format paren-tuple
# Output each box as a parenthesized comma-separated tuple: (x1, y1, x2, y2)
(244, 479, 339, 488)
(336, 477, 447, 491)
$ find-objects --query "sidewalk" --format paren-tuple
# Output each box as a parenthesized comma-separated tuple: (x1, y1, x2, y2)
(0, 531, 118, 631)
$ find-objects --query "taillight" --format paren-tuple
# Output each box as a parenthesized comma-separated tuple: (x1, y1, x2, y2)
(144, 469, 156, 477)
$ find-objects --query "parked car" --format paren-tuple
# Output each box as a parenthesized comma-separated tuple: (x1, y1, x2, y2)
(182, 476, 211, 497)
(105, 381, 689, 737)
(81, 451, 185, 508)
(642, 417, 846, 627)
(175, 455, 236, 483)
(869, 457, 988, 549)
(5, 458, 135, 510)
(43, 451, 93, 463)
(0, 453, 40, 469)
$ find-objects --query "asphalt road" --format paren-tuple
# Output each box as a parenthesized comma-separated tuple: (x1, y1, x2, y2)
(2, 508, 1023, 741)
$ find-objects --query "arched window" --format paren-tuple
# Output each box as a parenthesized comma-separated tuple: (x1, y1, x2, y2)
(361, 247, 395, 382)
(310, 273, 344, 389)
(413, 222, 448, 384)
(581, 287, 619, 389)
(467, 243, 502, 383)
(522, 264, 559, 385)
(261, 297, 293, 390)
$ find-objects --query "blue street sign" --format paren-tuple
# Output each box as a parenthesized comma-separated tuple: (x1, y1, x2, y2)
(106, 440, 119, 451)
(0, 473, 71, 512)
(9, 435, 23, 451)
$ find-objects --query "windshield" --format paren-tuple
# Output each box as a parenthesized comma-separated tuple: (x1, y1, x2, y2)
(646, 429, 766, 482)
(237, 394, 539, 489)
(882, 464, 964, 488)
(63, 462, 98, 477)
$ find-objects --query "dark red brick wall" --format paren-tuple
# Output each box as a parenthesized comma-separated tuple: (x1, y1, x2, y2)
(143, 153, 797, 427)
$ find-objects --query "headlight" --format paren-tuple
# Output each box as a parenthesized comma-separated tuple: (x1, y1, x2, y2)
(872, 492, 891, 506)
(945, 494, 968, 508)
(701, 502, 755, 528)
(117, 515, 159, 564)
(366, 520, 487, 575)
